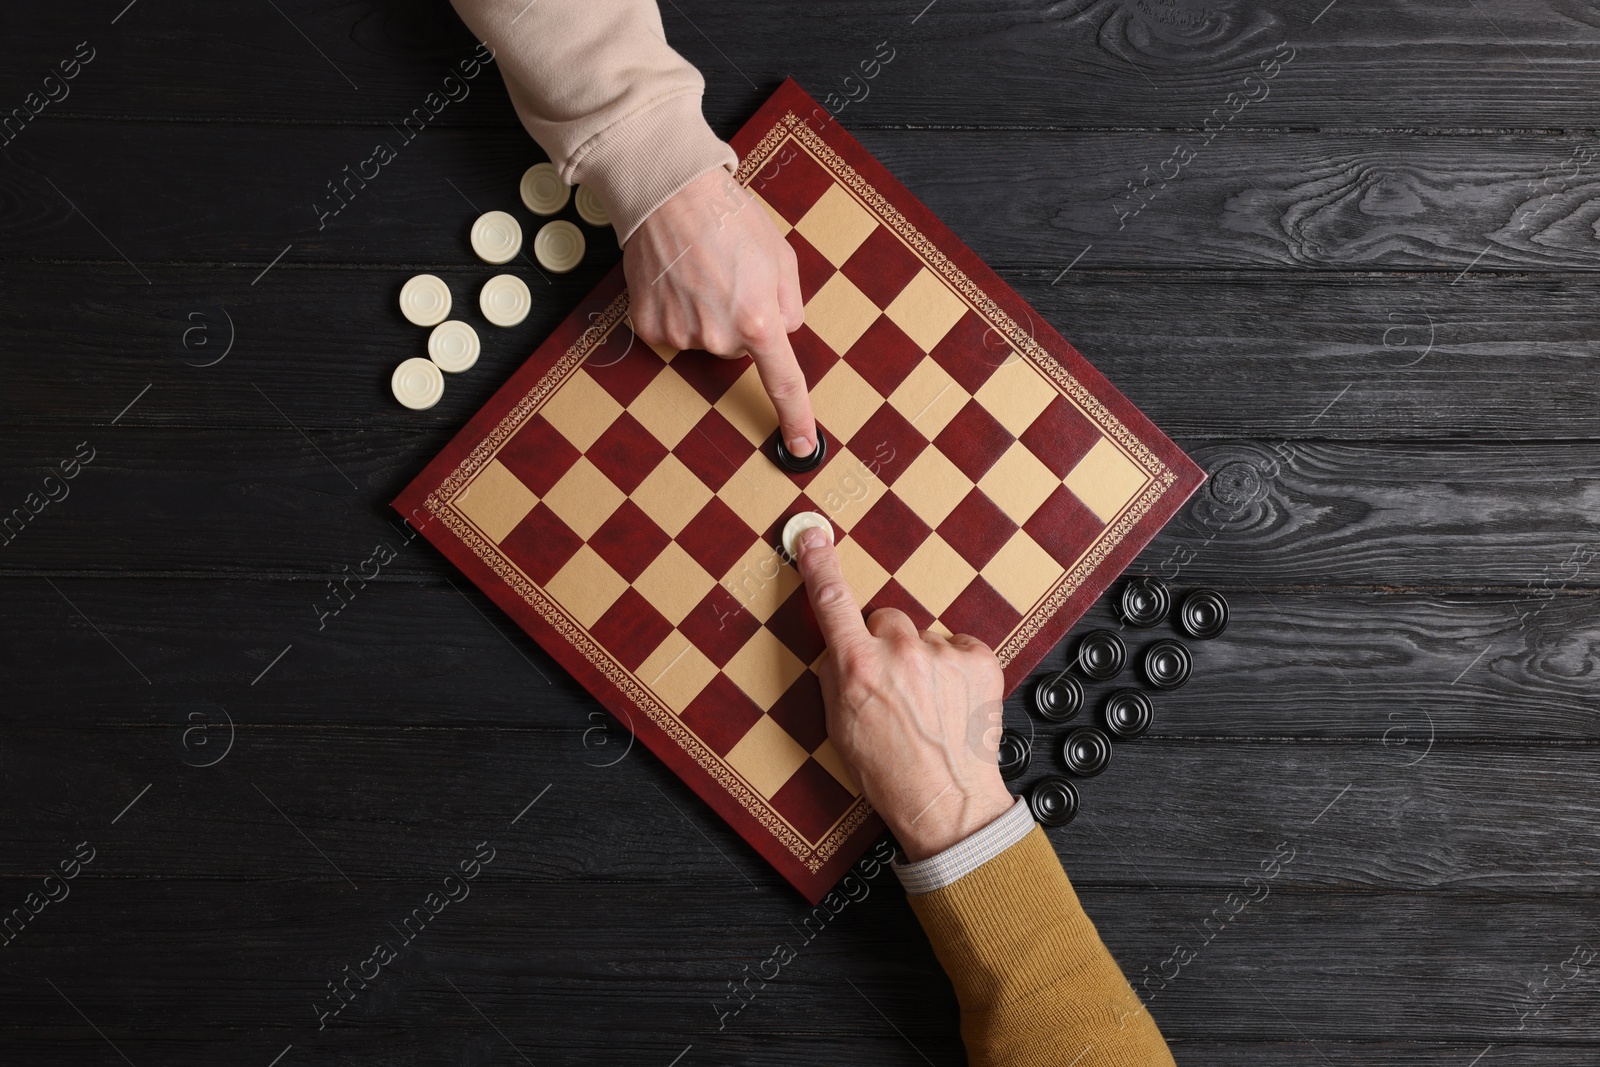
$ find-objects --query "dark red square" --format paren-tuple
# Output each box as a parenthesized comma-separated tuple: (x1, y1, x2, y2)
(934, 400, 1014, 482)
(496, 414, 580, 497)
(673, 410, 752, 491)
(939, 576, 1023, 650)
(751, 146, 835, 223)
(928, 310, 1008, 394)
(769, 758, 857, 843)
(678, 673, 765, 757)
(849, 494, 932, 573)
(584, 328, 667, 408)
(672, 350, 751, 405)
(586, 412, 669, 496)
(1023, 484, 1105, 565)
(587, 500, 670, 583)
(863, 577, 935, 632)
(678, 584, 762, 668)
(790, 322, 840, 387)
(499, 503, 583, 585)
(787, 231, 836, 305)
(1019, 394, 1104, 479)
(840, 225, 923, 308)
(588, 588, 674, 672)
(845, 315, 924, 398)
(846, 404, 927, 486)
(936, 489, 1019, 569)
(675, 496, 760, 580)
(765, 587, 825, 665)
(767, 670, 827, 751)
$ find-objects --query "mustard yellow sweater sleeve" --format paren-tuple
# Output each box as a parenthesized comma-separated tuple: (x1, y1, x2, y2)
(907, 827, 1175, 1067)
(446, 0, 737, 244)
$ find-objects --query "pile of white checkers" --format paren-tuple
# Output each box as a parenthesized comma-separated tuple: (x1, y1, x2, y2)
(390, 161, 613, 411)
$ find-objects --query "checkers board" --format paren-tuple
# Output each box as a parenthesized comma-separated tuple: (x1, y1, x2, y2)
(392, 79, 1206, 902)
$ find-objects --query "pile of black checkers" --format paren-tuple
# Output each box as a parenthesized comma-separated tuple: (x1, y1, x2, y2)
(1001, 577, 1230, 827)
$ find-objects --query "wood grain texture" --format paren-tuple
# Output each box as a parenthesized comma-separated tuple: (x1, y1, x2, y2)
(4, 579, 1598, 739)
(10, 1, 1600, 128)
(3, 264, 1599, 439)
(0, 882, 1596, 1045)
(4, 0, 1599, 1062)
(4, 123, 1600, 272)
(1, 725, 1598, 891)
(2, 430, 1597, 584)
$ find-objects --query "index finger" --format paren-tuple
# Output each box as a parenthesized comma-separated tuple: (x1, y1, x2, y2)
(746, 325, 818, 461)
(794, 526, 870, 653)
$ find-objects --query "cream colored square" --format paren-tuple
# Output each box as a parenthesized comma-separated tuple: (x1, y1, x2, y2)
(718, 452, 803, 538)
(835, 535, 890, 604)
(811, 361, 884, 445)
(633, 541, 716, 626)
(752, 191, 791, 237)
(1065, 436, 1148, 524)
(539, 368, 622, 452)
(542, 457, 625, 540)
(544, 545, 627, 629)
(720, 538, 801, 623)
(974, 357, 1059, 436)
(896, 534, 977, 618)
(630, 454, 712, 537)
(811, 738, 861, 797)
(803, 448, 888, 532)
(981, 529, 1065, 613)
(628, 366, 711, 450)
(715, 363, 780, 446)
(894, 448, 973, 529)
(805, 272, 881, 356)
(884, 268, 968, 353)
(643, 337, 679, 361)
(794, 183, 879, 268)
(725, 713, 812, 799)
(978, 442, 1062, 525)
(888, 358, 968, 437)
(455, 458, 537, 543)
(723, 628, 808, 711)
(637, 628, 719, 714)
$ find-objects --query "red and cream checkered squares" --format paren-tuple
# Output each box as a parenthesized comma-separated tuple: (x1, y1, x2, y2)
(452, 250, 1150, 843)
(398, 79, 1204, 902)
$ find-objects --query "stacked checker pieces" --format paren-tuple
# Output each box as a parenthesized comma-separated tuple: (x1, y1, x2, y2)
(1002, 577, 1230, 826)
(392, 79, 1207, 902)
(389, 161, 614, 411)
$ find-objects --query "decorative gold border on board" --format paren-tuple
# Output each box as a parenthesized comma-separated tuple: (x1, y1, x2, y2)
(418, 106, 1181, 871)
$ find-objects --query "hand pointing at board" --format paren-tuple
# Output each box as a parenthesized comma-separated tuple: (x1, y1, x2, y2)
(623, 168, 819, 462)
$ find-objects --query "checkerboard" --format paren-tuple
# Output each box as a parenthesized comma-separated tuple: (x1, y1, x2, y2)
(393, 79, 1205, 902)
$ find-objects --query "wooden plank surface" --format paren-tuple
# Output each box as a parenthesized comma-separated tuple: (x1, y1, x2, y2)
(7, 1, 1600, 128)
(4, 0, 1600, 1063)
(4, 124, 1599, 271)
(2, 265, 1599, 439)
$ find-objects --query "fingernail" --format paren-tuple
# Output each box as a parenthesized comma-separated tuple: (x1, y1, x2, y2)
(801, 526, 827, 550)
(787, 436, 812, 457)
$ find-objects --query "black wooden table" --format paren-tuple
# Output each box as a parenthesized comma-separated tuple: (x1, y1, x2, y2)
(4, 2, 1599, 1063)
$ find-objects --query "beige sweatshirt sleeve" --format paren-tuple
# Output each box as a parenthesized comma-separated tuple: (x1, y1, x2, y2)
(447, 0, 739, 245)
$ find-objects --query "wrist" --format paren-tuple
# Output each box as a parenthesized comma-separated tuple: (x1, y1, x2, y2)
(889, 781, 1015, 863)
